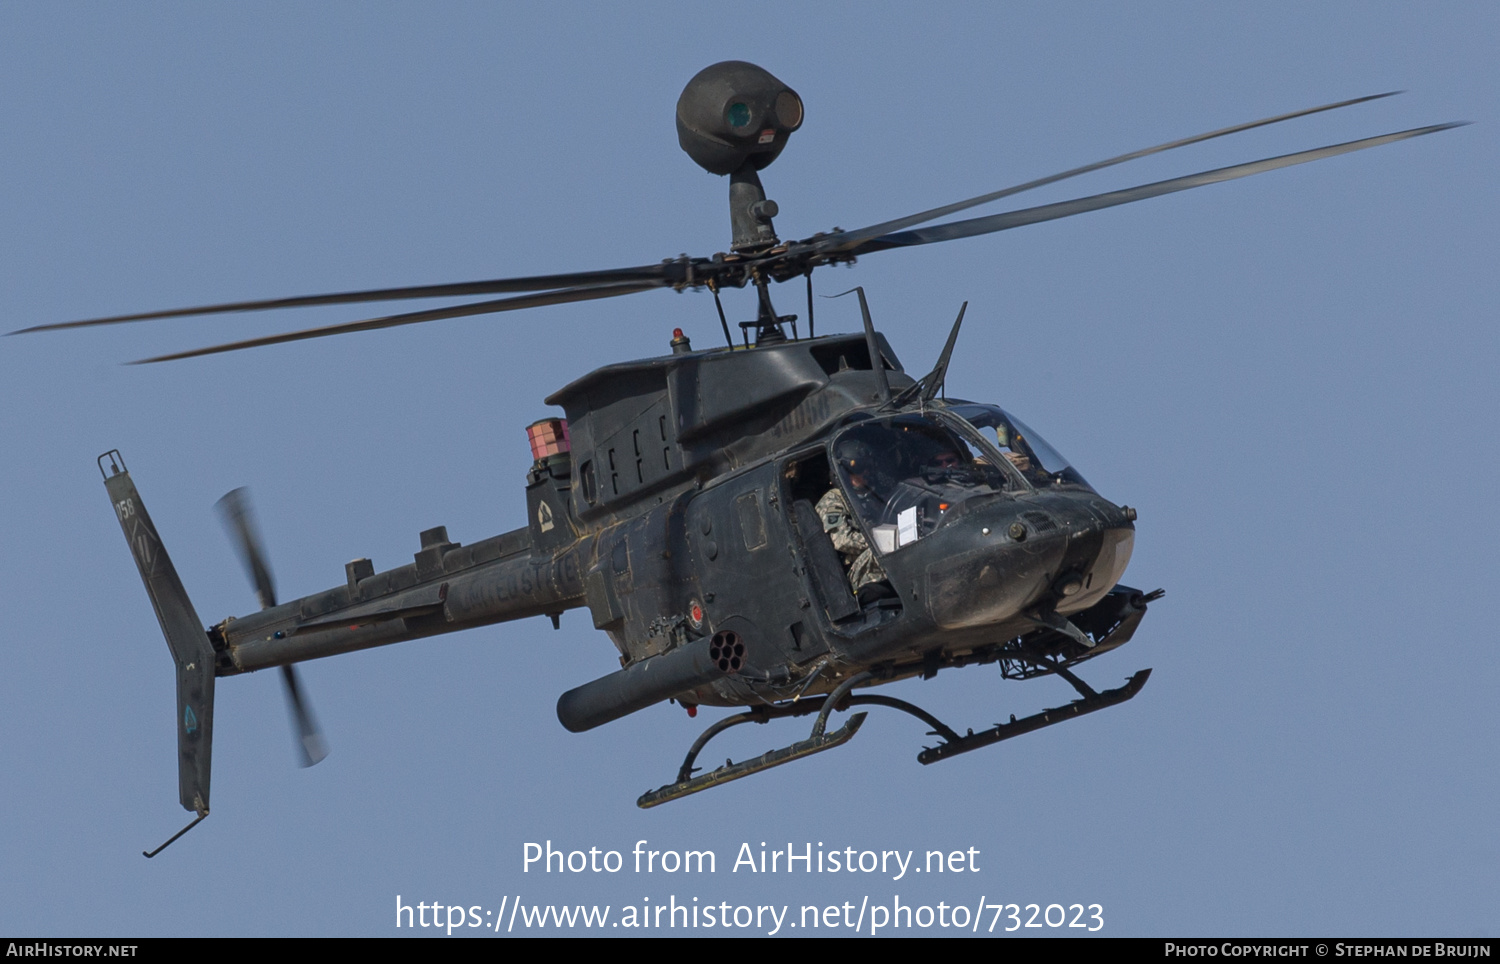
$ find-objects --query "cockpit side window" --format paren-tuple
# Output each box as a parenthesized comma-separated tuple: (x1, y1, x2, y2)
(828, 414, 1021, 550)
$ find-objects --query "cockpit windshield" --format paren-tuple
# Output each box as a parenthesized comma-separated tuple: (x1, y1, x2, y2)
(946, 403, 1091, 490)
(829, 412, 1022, 551)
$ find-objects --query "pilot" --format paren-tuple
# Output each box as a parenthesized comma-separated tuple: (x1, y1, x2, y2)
(994, 422, 1044, 482)
(930, 449, 962, 470)
(919, 444, 963, 480)
(817, 439, 888, 594)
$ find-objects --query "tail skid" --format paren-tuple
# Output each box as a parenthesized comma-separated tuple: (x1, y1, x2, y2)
(100, 451, 216, 856)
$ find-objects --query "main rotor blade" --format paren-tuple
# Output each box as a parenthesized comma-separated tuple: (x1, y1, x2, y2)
(851, 122, 1466, 254)
(799, 92, 1401, 256)
(129, 280, 666, 363)
(215, 487, 277, 610)
(281, 664, 328, 768)
(10, 265, 673, 336)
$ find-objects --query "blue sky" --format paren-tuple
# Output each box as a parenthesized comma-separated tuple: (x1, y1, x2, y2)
(1, 2, 1496, 937)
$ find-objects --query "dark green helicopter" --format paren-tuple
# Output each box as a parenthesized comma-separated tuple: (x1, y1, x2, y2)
(16, 62, 1462, 856)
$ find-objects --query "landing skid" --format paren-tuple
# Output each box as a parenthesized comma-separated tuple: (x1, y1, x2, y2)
(637, 672, 873, 808)
(917, 667, 1151, 763)
(636, 666, 1151, 808)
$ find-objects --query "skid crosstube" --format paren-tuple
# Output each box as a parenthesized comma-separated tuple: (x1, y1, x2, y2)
(637, 666, 1151, 807)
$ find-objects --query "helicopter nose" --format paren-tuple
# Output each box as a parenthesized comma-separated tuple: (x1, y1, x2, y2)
(1029, 495, 1135, 615)
(925, 505, 1069, 630)
(923, 496, 1133, 630)
(1057, 519, 1134, 614)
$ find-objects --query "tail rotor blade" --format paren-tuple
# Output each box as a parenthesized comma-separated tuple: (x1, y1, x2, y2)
(281, 665, 328, 768)
(215, 487, 276, 609)
(215, 486, 330, 767)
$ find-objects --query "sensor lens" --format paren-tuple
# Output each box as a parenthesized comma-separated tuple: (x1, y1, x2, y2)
(727, 101, 752, 129)
(774, 90, 803, 130)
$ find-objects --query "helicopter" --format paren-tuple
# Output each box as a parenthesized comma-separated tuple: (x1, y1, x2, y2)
(13, 61, 1462, 857)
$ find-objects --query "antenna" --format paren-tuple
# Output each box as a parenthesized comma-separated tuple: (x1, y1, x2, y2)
(921, 302, 968, 404)
(829, 286, 892, 403)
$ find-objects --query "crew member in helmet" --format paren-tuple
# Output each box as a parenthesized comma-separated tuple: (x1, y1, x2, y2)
(816, 438, 889, 595)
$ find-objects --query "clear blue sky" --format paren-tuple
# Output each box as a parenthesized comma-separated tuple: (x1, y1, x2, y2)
(1, 2, 1495, 937)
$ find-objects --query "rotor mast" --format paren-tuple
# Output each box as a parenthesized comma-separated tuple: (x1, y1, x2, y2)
(728, 164, 779, 253)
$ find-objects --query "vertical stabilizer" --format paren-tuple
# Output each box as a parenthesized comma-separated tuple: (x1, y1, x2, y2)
(99, 451, 215, 819)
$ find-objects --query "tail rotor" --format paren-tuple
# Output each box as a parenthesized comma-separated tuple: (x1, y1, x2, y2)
(216, 487, 328, 767)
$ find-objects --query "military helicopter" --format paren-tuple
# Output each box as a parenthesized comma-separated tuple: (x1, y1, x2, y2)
(15, 62, 1462, 856)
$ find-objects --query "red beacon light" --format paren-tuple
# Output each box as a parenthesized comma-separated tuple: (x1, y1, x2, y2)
(525, 418, 571, 462)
